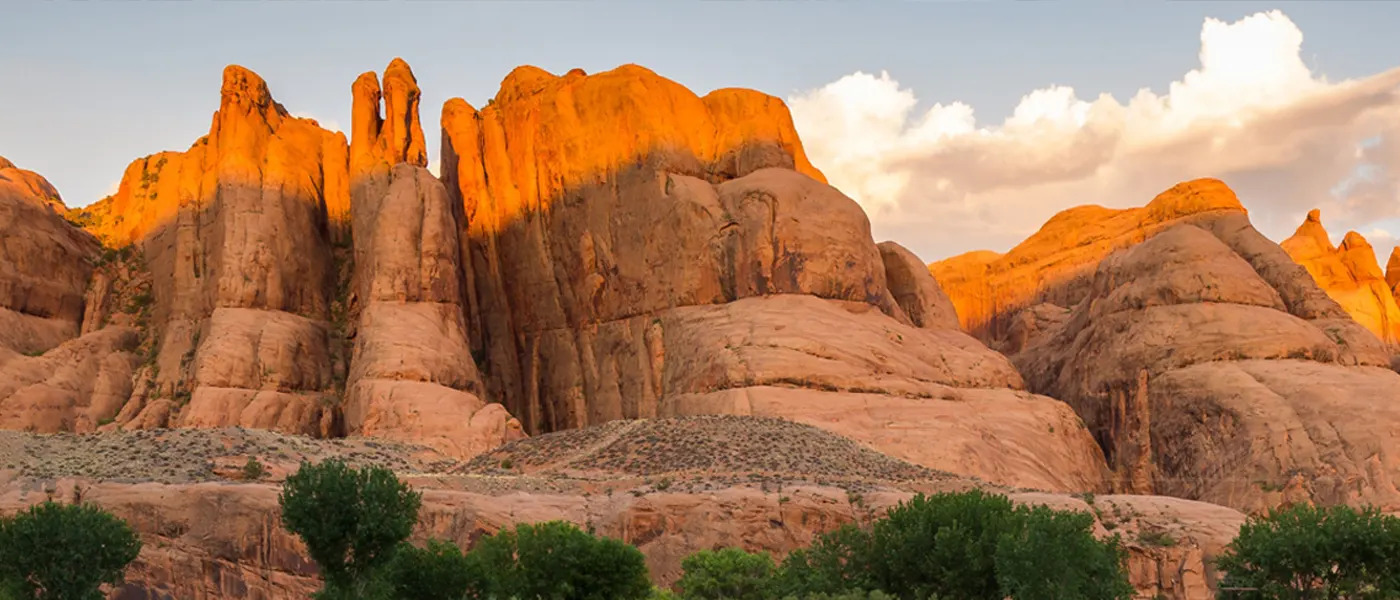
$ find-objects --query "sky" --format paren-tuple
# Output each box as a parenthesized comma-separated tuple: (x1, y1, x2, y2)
(2, 2, 1399, 264)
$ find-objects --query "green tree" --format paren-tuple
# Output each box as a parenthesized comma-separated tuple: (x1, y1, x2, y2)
(775, 490, 1132, 600)
(995, 505, 1134, 600)
(472, 520, 652, 600)
(0, 501, 142, 600)
(385, 539, 482, 600)
(775, 524, 876, 597)
(278, 459, 422, 597)
(866, 489, 1020, 598)
(677, 547, 778, 600)
(1216, 503, 1400, 599)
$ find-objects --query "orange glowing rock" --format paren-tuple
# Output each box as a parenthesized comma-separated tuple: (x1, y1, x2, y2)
(930, 178, 1247, 343)
(1280, 209, 1400, 345)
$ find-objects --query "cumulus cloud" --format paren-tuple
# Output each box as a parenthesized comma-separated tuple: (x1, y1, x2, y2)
(789, 10, 1400, 263)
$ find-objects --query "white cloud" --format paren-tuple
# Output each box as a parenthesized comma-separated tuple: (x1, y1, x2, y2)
(789, 10, 1400, 263)
(427, 159, 440, 178)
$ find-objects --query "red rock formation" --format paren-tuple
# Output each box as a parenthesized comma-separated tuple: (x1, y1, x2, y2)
(1280, 209, 1400, 345)
(439, 64, 1108, 492)
(1387, 246, 1400, 293)
(0, 156, 64, 212)
(930, 179, 1247, 346)
(0, 157, 98, 354)
(1008, 183, 1400, 512)
(345, 163, 524, 457)
(75, 66, 350, 435)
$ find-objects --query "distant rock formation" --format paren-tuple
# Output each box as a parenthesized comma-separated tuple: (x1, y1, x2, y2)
(986, 181, 1400, 513)
(1280, 209, 1400, 345)
(930, 178, 1248, 349)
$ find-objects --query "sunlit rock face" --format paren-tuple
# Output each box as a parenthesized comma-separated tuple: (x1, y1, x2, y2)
(438, 64, 1111, 492)
(1280, 209, 1400, 346)
(930, 178, 1248, 349)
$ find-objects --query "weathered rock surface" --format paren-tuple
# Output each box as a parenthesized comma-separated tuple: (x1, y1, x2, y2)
(1281, 209, 1400, 345)
(0, 157, 99, 352)
(76, 65, 350, 435)
(1008, 185, 1400, 512)
(439, 64, 1107, 491)
(345, 163, 523, 457)
(0, 424, 1242, 600)
(878, 241, 960, 330)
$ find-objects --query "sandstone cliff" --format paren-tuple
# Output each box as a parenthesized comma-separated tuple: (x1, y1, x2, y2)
(0, 158, 141, 433)
(998, 181, 1400, 513)
(439, 64, 1108, 492)
(54, 61, 523, 457)
(1280, 209, 1400, 345)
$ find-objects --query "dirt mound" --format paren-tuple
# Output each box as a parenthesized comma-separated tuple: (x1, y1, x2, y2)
(461, 415, 948, 484)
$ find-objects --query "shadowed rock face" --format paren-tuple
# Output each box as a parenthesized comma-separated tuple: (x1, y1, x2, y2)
(1003, 184, 1400, 513)
(439, 64, 1109, 492)
(1280, 209, 1400, 345)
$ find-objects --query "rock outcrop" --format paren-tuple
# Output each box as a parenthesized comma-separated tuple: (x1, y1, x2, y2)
(930, 179, 1248, 347)
(440, 64, 1108, 492)
(1280, 209, 1400, 345)
(76, 65, 350, 436)
(0, 158, 140, 432)
(56, 61, 524, 457)
(1005, 181, 1400, 513)
(0, 156, 99, 354)
(345, 163, 524, 457)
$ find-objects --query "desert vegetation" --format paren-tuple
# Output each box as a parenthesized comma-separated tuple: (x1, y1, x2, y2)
(0, 501, 141, 599)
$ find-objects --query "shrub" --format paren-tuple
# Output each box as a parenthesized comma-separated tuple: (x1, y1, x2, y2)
(677, 547, 777, 600)
(0, 501, 142, 600)
(278, 460, 421, 596)
(775, 490, 1132, 599)
(472, 520, 652, 600)
(384, 539, 482, 600)
(1216, 503, 1400, 599)
(242, 456, 267, 481)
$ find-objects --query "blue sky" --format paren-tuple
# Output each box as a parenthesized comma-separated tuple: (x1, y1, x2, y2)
(2, 2, 1398, 261)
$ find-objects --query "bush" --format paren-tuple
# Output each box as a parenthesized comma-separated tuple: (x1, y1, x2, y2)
(1216, 503, 1400, 599)
(677, 547, 778, 600)
(242, 456, 266, 481)
(775, 490, 1132, 599)
(384, 539, 482, 600)
(278, 460, 422, 596)
(472, 520, 652, 600)
(0, 501, 142, 600)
